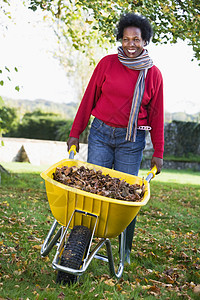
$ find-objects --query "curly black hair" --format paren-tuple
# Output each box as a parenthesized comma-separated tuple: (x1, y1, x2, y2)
(116, 13, 153, 44)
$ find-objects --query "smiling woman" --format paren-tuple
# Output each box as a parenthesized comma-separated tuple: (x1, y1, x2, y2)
(67, 12, 164, 264)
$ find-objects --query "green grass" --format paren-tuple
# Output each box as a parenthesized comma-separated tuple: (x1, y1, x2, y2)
(139, 168, 200, 185)
(2, 161, 200, 185)
(1, 162, 51, 173)
(0, 163, 200, 299)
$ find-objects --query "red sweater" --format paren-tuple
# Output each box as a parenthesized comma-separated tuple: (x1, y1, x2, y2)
(70, 54, 164, 158)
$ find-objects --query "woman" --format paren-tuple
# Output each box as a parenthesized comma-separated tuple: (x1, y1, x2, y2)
(67, 13, 164, 263)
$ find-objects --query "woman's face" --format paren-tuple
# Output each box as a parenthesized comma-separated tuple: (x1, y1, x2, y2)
(122, 26, 146, 58)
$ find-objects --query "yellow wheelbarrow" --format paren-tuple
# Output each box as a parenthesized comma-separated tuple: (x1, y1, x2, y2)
(40, 146, 157, 284)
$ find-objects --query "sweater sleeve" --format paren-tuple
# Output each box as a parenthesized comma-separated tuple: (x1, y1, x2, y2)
(147, 70, 164, 158)
(69, 58, 106, 139)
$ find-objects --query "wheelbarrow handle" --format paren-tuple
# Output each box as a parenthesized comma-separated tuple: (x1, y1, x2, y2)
(69, 145, 77, 159)
(69, 146, 157, 182)
(146, 165, 157, 183)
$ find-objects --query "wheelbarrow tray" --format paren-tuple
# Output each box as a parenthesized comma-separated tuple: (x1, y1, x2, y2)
(41, 159, 151, 238)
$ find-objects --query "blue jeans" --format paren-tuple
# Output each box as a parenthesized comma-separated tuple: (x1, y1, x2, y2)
(87, 118, 146, 262)
(88, 118, 145, 175)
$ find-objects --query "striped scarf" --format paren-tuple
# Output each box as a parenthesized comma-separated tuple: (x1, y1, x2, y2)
(118, 46, 153, 142)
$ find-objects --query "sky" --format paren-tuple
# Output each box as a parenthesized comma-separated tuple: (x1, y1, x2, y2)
(0, 1, 200, 114)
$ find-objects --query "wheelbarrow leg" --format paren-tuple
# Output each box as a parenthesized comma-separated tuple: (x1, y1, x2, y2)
(105, 231, 125, 279)
(41, 219, 62, 257)
(119, 216, 137, 264)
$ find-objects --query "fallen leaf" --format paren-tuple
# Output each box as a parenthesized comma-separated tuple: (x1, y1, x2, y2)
(104, 279, 115, 286)
(58, 292, 65, 299)
(149, 285, 161, 293)
(194, 284, 200, 294)
(32, 244, 42, 250)
(165, 275, 175, 284)
(141, 285, 151, 290)
(116, 284, 122, 291)
(180, 252, 189, 259)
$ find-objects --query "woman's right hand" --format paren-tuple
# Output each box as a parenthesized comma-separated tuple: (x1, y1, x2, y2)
(67, 137, 80, 152)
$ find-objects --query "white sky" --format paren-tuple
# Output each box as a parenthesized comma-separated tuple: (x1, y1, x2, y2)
(0, 1, 199, 114)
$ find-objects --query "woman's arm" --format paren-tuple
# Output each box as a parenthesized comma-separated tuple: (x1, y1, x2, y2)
(147, 68, 164, 173)
(69, 57, 107, 139)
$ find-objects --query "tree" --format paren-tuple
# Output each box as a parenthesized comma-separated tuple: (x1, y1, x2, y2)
(6, 109, 68, 141)
(29, 0, 200, 62)
(0, 105, 17, 133)
(0, 98, 16, 174)
(57, 118, 91, 142)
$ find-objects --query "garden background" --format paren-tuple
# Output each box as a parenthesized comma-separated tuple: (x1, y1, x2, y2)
(0, 1, 200, 299)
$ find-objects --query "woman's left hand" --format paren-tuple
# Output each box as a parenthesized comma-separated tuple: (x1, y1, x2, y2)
(151, 156, 163, 174)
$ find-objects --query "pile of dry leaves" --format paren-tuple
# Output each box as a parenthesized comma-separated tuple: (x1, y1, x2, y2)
(53, 165, 145, 202)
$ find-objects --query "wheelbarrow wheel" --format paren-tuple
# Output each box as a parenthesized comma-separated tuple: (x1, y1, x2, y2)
(56, 225, 91, 285)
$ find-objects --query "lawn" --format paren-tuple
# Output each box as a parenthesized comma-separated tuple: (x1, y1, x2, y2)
(0, 162, 200, 299)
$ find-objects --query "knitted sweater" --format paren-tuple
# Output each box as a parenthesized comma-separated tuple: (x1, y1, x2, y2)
(70, 54, 164, 158)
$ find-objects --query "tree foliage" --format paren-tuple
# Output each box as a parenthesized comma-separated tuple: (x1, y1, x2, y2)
(5, 109, 67, 141)
(29, 0, 200, 61)
(57, 117, 91, 142)
(56, 119, 73, 141)
(0, 97, 18, 147)
(0, 105, 17, 132)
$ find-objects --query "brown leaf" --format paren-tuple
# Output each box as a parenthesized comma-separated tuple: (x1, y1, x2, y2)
(149, 279, 163, 285)
(53, 165, 145, 202)
(148, 285, 161, 295)
(57, 292, 65, 299)
(165, 268, 175, 276)
(116, 284, 122, 291)
(194, 284, 200, 294)
(104, 279, 115, 286)
(32, 244, 42, 250)
(165, 275, 174, 284)
(180, 252, 189, 259)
